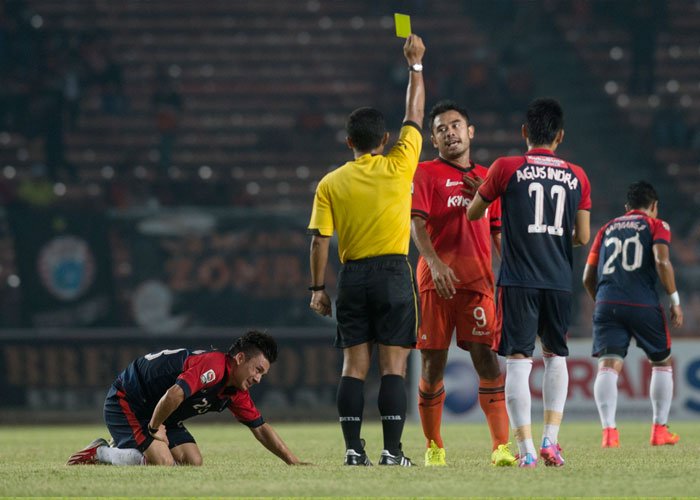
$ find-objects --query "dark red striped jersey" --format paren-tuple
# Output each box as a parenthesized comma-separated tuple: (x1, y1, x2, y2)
(587, 210, 671, 307)
(478, 148, 591, 291)
(116, 349, 263, 427)
(412, 157, 501, 296)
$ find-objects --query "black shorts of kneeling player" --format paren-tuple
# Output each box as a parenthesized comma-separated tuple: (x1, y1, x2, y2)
(104, 384, 196, 452)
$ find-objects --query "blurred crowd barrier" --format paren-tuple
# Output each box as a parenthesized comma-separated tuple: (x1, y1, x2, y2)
(408, 339, 700, 422)
(0, 206, 337, 330)
(0, 328, 347, 422)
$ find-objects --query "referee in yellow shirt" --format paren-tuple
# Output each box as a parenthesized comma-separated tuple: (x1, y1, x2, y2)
(308, 34, 425, 467)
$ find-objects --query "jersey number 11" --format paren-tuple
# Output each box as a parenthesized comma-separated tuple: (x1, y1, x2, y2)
(527, 182, 566, 236)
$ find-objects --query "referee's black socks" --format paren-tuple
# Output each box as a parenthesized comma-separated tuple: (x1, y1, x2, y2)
(337, 376, 365, 453)
(378, 374, 406, 456)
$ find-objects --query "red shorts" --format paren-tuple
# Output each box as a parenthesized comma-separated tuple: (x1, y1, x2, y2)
(417, 289, 499, 351)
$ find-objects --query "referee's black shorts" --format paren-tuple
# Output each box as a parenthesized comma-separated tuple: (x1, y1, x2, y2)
(335, 254, 419, 349)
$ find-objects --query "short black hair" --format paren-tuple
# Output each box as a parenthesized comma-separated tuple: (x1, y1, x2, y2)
(228, 330, 278, 363)
(525, 97, 564, 146)
(626, 180, 658, 209)
(346, 107, 385, 152)
(429, 100, 471, 130)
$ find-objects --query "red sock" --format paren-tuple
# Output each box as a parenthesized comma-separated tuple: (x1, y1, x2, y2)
(478, 374, 510, 450)
(418, 378, 445, 448)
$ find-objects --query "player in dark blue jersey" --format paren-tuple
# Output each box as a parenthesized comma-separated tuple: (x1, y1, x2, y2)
(465, 98, 591, 468)
(66, 331, 308, 466)
(583, 181, 683, 448)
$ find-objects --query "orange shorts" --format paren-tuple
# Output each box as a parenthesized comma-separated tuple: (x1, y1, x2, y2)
(417, 289, 499, 351)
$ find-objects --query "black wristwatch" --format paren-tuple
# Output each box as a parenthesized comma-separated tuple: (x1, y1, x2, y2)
(148, 425, 159, 435)
(308, 284, 325, 291)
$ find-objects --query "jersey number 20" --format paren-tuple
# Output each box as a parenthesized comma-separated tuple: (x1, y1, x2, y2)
(602, 234, 643, 274)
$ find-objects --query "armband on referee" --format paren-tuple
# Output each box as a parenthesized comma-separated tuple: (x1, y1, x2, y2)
(669, 291, 680, 307)
(308, 284, 325, 291)
(148, 425, 159, 435)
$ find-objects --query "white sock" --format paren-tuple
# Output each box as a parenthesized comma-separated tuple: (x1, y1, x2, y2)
(650, 366, 673, 425)
(542, 355, 568, 444)
(594, 367, 619, 429)
(506, 358, 534, 456)
(542, 424, 559, 446)
(96, 446, 145, 466)
(519, 437, 536, 458)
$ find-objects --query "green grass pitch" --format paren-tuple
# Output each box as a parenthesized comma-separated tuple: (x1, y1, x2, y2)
(0, 421, 696, 497)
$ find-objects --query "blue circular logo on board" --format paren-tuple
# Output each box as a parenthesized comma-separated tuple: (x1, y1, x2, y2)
(37, 236, 95, 301)
(443, 359, 480, 414)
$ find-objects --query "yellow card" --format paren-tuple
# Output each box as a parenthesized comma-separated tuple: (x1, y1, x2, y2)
(394, 13, 411, 38)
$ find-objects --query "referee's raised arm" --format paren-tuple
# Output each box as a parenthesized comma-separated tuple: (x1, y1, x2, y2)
(403, 34, 425, 128)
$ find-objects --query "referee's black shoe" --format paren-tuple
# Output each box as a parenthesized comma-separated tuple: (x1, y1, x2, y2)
(378, 444, 414, 466)
(344, 438, 372, 466)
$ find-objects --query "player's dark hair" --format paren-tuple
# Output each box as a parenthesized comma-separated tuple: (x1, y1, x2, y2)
(626, 180, 658, 209)
(429, 100, 471, 130)
(228, 330, 278, 363)
(525, 97, 564, 146)
(346, 107, 386, 152)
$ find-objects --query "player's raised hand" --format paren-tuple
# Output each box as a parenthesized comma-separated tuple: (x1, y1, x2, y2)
(462, 174, 484, 198)
(310, 290, 332, 317)
(403, 34, 425, 64)
(427, 258, 459, 299)
(670, 304, 683, 328)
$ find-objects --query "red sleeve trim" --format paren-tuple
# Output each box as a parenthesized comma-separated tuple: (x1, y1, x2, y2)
(586, 251, 600, 266)
(238, 416, 265, 428)
(411, 209, 429, 220)
(175, 379, 193, 399)
(478, 189, 494, 203)
(586, 226, 605, 266)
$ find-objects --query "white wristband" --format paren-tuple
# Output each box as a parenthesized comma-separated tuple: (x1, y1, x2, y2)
(669, 291, 680, 307)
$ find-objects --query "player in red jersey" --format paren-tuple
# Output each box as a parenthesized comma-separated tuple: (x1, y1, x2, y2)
(66, 331, 308, 466)
(467, 98, 591, 468)
(411, 100, 514, 467)
(583, 181, 683, 448)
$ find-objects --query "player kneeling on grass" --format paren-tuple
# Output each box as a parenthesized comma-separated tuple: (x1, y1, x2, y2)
(67, 331, 308, 466)
(583, 181, 683, 448)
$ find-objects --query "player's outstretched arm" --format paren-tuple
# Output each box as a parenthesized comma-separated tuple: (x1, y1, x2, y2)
(582, 264, 597, 301)
(653, 243, 684, 328)
(402, 34, 425, 127)
(249, 423, 310, 465)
